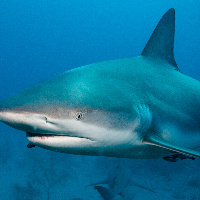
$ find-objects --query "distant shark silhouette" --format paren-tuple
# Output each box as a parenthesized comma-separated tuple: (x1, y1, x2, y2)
(0, 8, 200, 159)
(91, 162, 155, 199)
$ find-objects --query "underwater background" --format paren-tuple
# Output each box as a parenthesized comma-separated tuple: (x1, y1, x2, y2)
(0, 0, 200, 199)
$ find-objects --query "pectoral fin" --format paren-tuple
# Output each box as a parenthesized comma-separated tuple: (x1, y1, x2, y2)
(144, 135, 200, 158)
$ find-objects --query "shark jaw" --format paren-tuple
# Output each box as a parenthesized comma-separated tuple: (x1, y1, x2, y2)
(26, 133, 96, 152)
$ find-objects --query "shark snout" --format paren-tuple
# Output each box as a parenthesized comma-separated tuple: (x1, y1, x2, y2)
(0, 110, 48, 133)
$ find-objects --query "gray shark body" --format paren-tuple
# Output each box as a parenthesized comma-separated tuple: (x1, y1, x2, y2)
(1, 8, 200, 159)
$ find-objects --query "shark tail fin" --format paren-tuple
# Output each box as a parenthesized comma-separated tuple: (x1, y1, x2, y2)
(94, 186, 114, 200)
(144, 135, 200, 158)
(141, 8, 180, 71)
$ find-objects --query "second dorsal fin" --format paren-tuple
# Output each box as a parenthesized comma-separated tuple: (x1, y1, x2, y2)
(141, 8, 179, 71)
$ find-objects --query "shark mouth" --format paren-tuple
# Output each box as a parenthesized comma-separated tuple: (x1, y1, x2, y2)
(26, 132, 93, 141)
(26, 131, 96, 152)
(26, 132, 65, 137)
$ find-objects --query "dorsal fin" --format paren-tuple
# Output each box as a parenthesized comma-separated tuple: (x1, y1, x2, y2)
(141, 8, 179, 71)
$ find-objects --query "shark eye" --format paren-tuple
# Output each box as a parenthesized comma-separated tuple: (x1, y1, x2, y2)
(75, 111, 83, 120)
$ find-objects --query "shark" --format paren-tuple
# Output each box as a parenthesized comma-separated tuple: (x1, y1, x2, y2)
(0, 8, 200, 159)
(90, 161, 156, 199)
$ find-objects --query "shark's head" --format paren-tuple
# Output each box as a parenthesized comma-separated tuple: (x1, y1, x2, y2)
(0, 65, 140, 157)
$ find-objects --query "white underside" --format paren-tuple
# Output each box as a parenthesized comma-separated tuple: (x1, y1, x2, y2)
(2, 110, 198, 158)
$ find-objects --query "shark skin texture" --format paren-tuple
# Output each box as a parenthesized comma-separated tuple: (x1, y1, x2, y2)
(0, 8, 200, 159)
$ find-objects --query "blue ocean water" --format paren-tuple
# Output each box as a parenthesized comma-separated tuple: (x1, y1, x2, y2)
(0, 1, 200, 199)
